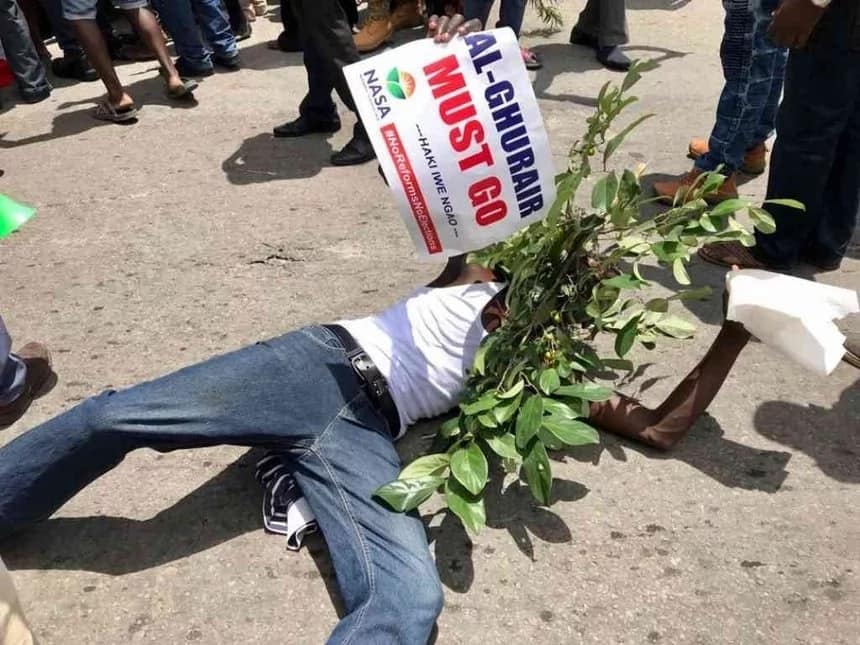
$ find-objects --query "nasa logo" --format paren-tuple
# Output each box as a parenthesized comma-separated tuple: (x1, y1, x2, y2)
(361, 68, 392, 120)
(386, 68, 416, 100)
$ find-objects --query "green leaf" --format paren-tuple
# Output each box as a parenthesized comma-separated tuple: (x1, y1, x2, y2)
(542, 417, 600, 446)
(603, 114, 654, 166)
(445, 478, 486, 534)
(522, 440, 552, 505)
(399, 453, 450, 480)
(671, 286, 712, 301)
(483, 433, 520, 461)
(672, 258, 691, 285)
(699, 214, 717, 233)
(439, 416, 461, 438)
(515, 395, 544, 449)
(460, 393, 498, 415)
(477, 413, 499, 428)
(749, 207, 776, 234)
(555, 382, 615, 402)
(707, 198, 749, 218)
(602, 274, 645, 290)
(542, 397, 580, 419)
(450, 442, 489, 495)
(615, 314, 640, 358)
(763, 198, 805, 211)
(538, 427, 565, 451)
(492, 393, 522, 424)
(472, 342, 488, 376)
(538, 368, 561, 395)
(600, 358, 634, 371)
(374, 476, 444, 512)
(645, 298, 669, 313)
(498, 379, 525, 399)
(591, 172, 618, 211)
(656, 315, 697, 339)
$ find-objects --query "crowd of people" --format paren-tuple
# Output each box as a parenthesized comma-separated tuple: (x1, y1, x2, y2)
(1, 1, 859, 644)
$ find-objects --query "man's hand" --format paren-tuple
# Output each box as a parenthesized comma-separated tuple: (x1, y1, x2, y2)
(769, 0, 826, 49)
(427, 14, 483, 43)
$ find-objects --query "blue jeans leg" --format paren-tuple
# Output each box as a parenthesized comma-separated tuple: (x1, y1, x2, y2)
(0, 0, 51, 98)
(152, 0, 212, 69)
(463, 0, 493, 29)
(191, 0, 237, 59)
(696, 0, 787, 174)
(0, 326, 442, 643)
(0, 317, 26, 407)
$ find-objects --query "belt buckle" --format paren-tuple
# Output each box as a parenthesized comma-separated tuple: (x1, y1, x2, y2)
(349, 351, 372, 376)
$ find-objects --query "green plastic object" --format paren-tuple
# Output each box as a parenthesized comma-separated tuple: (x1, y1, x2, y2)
(0, 193, 36, 238)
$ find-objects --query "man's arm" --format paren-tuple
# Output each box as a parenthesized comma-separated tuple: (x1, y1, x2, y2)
(769, 0, 828, 49)
(588, 320, 752, 450)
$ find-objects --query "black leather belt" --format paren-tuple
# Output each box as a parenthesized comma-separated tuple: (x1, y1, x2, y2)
(323, 324, 400, 438)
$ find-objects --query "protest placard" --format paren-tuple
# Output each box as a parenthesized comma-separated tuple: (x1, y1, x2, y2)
(344, 28, 556, 259)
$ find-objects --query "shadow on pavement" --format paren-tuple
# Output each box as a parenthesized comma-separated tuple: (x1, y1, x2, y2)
(531, 44, 688, 107)
(2, 452, 262, 575)
(222, 132, 333, 184)
(628, 0, 693, 10)
(754, 379, 860, 483)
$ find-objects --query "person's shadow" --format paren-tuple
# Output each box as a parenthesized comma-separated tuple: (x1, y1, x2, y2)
(221, 132, 334, 184)
(531, 46, 688, 107)
(628, 0, 694, 10)
(754, 380, 859, 483)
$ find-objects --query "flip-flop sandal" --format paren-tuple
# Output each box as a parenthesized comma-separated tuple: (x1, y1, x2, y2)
(166, 78, 199, 100)
(93, 100, 139, 123)
(698, 241, 769, 270)
(521, 47, 543, 71)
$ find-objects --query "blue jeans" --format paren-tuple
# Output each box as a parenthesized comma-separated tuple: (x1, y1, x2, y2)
(0, 326, 443, 644)
(152, 0, 237, 69)
(695, 0, 788, 174)
(755, 0, 860, 268)
(0, 316, 25, 407)
(464, 0, 527, 37)
(0, 0, 51, 99)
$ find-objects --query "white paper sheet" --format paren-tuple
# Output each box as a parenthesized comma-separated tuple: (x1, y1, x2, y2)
(726, 269, 859, 375)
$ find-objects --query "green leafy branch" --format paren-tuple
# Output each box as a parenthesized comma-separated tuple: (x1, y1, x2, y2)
(375, 60, 802, 533)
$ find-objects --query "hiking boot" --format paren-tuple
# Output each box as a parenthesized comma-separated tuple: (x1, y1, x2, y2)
(653, 168, 739, 205)
(0, 342, 54, 429)
(688, 139, 768, 175)
(391, 2, 423, 30)
(355, 17, 393, 53)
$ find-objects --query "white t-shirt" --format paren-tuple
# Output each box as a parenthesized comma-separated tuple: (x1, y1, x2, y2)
(339, 282, 505, 437)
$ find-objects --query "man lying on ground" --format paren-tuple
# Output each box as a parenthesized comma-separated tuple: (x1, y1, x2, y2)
(0, 250, 802, 643)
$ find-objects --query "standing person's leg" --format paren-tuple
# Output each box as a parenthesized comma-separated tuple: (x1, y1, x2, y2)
(223, 0, 251, 39)
(298, 0, 374, 164)
(190, 0, 239, 65)
(120, 4, 191, 94)
(62, 0, 137, 117)
(40, 0, 98, 81)
(804, 61, 860, 270)
(152, 0, 214, 75)
(0, 0, 52, 102)
(570, 0, 630, 71)
(749, 0, 787, 165)
(463, 0, 492, 28)
(19, 0, 51, 60)
(754, 46, 860, 269)
(0, 316, 25, 408)
(0, 316, 53, 430)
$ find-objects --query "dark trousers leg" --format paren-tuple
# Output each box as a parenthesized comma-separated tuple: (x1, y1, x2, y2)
(757, 42, 860, 266)
(575, 0, 628, 48)
(294, 0, 366, 140)
(223, 0, 247, 34)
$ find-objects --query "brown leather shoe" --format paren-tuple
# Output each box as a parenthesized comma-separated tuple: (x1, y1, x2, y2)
(688, 138, 768, 175)
(653, 168, 739, 205)
(391, 1, 423, 30)
(355, 17, 394, 53)
(0, 342, 55, 429)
